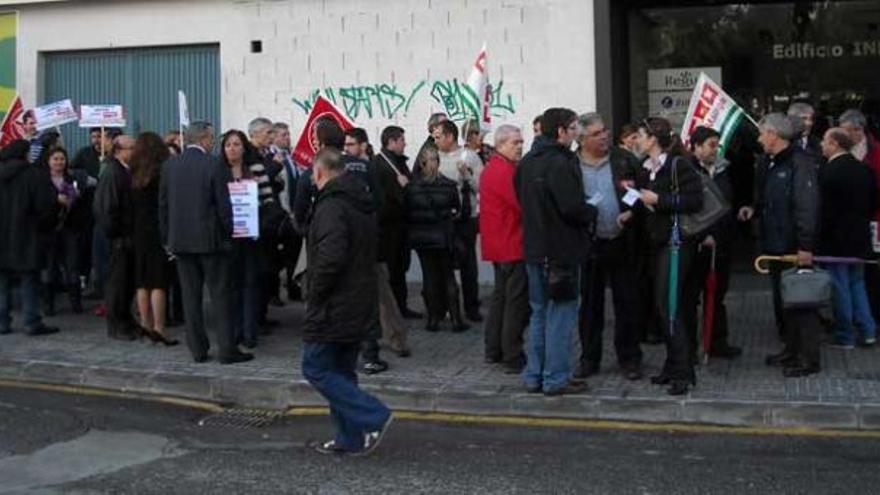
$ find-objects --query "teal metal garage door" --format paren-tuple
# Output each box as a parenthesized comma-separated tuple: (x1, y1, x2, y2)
(42, 44, 219, 151)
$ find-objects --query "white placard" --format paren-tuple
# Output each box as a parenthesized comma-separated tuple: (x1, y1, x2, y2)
(79, 105, 126, 128)
(229, 180, 260, 239)
(178, 90, 190, 128)
(33, 99, 79, 131)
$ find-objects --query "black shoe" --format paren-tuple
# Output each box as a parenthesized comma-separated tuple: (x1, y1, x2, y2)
(710, 345, 743, 359)
(363, 360, 389, 375)
(650, 373, 671, 385)
(391, 346, 411, 358)
(783, 364, 821, 377)
(621, 364, 643, 381)
(466, 311, 483, 323)
(26, 325, 60, 336)
(401, 308, 423, 319)
(667, 380, 691, 396)
(0, 327, 11, 335)
(543, 382, 588, 396)
(451, 321, 471, 333)
(526, 384, 542, 394)
(503, 355, 526, 374)
(313, 439, 355, 456)
(193, 354, 211, 363)
(765, 350, 797, 367)
(219, 351, 254, 365)
(242, 339, 257, 350)
(573, 361, 599, 380)
(485, 356, 502, 364)
(425, 318, 440, 332)
(286, 286, 302, 302)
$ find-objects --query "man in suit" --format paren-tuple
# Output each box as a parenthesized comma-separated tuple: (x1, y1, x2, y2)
(94, 134, 140, 341)
(818, 127, 878, 349)
(159, 121, 252, 364)
(787, 102, 822, 157)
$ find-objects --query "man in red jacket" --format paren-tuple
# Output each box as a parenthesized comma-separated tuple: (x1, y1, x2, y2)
(479, 124, 528, 373)
(840, 109, 880, 323)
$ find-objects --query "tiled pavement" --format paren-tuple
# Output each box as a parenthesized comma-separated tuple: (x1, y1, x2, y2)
(2, 275, 880, 429)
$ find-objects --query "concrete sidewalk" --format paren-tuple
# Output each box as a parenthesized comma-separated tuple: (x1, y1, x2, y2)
(2, 277, 880, 430)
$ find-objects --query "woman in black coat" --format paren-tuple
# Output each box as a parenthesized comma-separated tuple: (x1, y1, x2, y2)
(131, 132, 178, 346)
(406, 147, 468, 332)
(635, 117, 704, 395)
(41, 146, 90, 315)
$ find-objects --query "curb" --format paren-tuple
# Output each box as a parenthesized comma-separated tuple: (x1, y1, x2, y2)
(2, 358, 879, 431)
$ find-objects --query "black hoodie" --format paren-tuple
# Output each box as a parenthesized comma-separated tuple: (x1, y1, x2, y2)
(303, 172, 378, 343)
(0, 151, 59, 271)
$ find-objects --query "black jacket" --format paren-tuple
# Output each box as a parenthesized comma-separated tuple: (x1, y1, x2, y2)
(303, 173, 378, 343)
(93, 158, 134, 240)
(0, 156, 58, 271)
(405, 174, 461, 252)
(753, 145, 820, 254)
(818, 153, 877, 257)
(515, 139, 597, 263)
(71, 145, 102, 179)
(372, 149, 410, 261)
(635, 154, 704, 246)
(292, 154, 380, 235)
(159, 147, 233, 254)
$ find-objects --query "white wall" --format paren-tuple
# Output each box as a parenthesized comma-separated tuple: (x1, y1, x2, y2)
(15, 0, 598, 283)
(16, 0, 597, 145)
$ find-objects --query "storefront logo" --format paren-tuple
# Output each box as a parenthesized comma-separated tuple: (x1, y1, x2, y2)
(773, 41, 880, 60)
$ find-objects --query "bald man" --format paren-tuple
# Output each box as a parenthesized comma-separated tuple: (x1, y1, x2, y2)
(94, 134, 140, 341)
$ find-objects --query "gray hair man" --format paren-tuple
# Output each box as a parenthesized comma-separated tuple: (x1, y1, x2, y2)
(787, 102, 820, 154)
(572, 112, 644, 381)
(160, 120, 253, 365)
(480, 124, 529, 373)
(748, 112, 822, 377)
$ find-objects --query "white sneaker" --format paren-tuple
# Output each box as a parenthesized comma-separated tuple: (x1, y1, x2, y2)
(354, 413, 394, 457)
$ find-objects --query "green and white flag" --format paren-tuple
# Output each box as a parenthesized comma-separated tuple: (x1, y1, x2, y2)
(681, 72, 755, 151)
(465, 42, 492, 132)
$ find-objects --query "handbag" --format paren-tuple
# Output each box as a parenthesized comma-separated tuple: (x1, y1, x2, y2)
(780, 267, 832, 309)
(546, 260, 578, 301)
(671, 157, 730, 237)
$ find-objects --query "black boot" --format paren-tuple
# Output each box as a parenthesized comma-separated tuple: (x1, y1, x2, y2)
(68, 283, 83, 314)
(449, 307, 470, 333)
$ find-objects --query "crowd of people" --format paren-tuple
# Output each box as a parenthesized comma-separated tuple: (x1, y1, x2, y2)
(1, 102, 880, 399)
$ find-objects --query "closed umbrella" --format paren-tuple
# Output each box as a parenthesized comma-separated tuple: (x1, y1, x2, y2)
(701, 244, 718, 364)
(667, 215, 682, 336)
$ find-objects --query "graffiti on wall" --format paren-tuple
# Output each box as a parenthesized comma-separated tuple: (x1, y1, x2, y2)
(0, 12, 17, 123)
(292, 78, 516, 122)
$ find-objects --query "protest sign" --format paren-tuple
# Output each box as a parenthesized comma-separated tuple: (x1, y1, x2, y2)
(33, 99, 78, 131)
(79, 105, 126, 128)
(229, 180, 259, 239)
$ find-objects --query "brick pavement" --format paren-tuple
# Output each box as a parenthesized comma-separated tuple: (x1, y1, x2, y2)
(1, 275, 880, 429)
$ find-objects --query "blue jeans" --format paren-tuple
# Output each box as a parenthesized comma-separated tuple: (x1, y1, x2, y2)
(0, 270, 43, 332)
(302, 341, 392, 451)
(825, 263, 877, 345)
(230, 240, 262, 345)
(522, 262, 580, 392)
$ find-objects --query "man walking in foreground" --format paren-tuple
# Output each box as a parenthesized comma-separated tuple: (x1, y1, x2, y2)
(302, 147, 393, 456)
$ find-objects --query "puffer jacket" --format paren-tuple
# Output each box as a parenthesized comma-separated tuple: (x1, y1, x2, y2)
(405, 174, 460, 252)
(303, 172, 378, 343)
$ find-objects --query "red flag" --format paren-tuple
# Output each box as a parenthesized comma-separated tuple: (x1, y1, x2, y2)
(292, 96, 354, 167)
(0, 96, 25, 147)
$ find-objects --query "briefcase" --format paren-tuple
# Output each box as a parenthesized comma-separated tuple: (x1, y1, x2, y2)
(780, 267, 832, 309)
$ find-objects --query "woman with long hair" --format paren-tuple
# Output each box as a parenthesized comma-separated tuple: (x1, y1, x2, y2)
(220, 129, 264, 349)
(635, 117, 703, 395)
(41, 146, 88, 315)
(406, 147, 469, 332)
(131, 132, 178, 346)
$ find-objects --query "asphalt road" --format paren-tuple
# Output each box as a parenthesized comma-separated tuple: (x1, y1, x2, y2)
(1, 385, 879, 494)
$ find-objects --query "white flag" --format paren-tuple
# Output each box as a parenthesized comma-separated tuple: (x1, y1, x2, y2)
(178, 90, 190, 128)
(466, 43, 491, 132)
(680, 73, 753, 151)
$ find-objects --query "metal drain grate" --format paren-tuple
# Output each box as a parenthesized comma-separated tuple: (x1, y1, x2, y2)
(197, 408, 284, 429)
